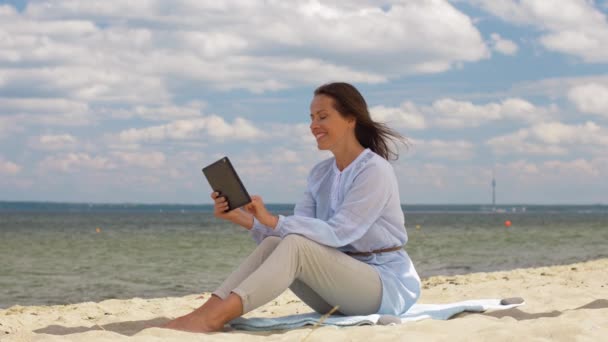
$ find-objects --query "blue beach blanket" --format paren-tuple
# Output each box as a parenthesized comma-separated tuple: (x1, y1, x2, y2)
(229, 298, 524, 331)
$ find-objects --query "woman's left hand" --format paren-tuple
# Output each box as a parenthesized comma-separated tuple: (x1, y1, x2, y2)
(244, 195, 279, 228)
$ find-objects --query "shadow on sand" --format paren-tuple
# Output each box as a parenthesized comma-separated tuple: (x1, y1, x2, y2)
(33, 317, 267, 336)
(34, 299, 608, 335)
(459, 299, 608, 321)
(35, 317, 171, 336)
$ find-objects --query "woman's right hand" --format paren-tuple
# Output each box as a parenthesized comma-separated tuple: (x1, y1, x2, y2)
(211, 192, 242, 222)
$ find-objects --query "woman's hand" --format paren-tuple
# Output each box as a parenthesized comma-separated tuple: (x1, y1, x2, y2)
(211, 192, 244, 222)
(244, 195, 279, 228)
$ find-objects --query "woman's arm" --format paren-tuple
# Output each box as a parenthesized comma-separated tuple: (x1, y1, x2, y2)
(228, 208, 255, 230)
(211, 192, 254, 230)
(275, 163, 394, 247)
(245, 162, 394, 248)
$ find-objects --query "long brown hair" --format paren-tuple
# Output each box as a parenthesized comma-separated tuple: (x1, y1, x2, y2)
(314, 82, 407, 160)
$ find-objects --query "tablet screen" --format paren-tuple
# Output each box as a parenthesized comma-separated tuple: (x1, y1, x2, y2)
(202, 157, 252, 212)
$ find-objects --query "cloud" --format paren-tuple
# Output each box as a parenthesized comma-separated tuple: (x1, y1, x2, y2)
(368, 97, 553, 130)
(269, 148, 300, 164)
(409, 139, 475, 161)
(567, 83, 608, 117)
(487, 121, 608, 156)
(0, 97, 88, 114)
(0, 98, 95, 127)
(499, 158, 605, 181)
(0, 0, 490, 96)
(510, 74, 608, 99)
(0, 157, 21, 175)
(106, 102, 207, 121)
(472, 0, 608, 62)
(543, 159, 601, 177)
(115, 115, 262, 143)
(490, 33, 518, 55)
(111, 151, 166, 169)
(39, 153, 117, 172)
(431, 97, 552, 128)
(0, 67, 170, 105)
(37, 150, 165, 174)
(28, 134, 78, 151)
(370, 102, 427, 130)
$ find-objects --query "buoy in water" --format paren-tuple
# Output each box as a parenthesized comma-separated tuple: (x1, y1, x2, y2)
(504, 220, 512, 228)
(95, 227, 101, 233)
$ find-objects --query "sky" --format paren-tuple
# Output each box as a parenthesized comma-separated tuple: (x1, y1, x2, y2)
(0, 0, 607, 205)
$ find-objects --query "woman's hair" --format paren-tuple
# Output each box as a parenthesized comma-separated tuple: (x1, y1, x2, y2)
(314, 82, 408, 161)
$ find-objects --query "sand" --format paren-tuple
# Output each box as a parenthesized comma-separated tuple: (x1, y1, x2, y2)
(1, 258, 607, 341)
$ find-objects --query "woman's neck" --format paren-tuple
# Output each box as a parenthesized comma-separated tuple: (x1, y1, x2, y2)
(333, 143, 366, 171)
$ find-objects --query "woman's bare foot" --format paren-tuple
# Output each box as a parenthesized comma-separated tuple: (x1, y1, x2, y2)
(161, 312, 222, 333)
(159, 293, 242, 333)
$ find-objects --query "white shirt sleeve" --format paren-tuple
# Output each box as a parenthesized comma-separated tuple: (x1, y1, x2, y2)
(293, 177, 316, 218)
(275, 163, 391, 248)
(250, 217, 281, 245)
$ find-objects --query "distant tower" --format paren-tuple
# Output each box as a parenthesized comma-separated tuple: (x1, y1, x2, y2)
(492, 170, 496, 210)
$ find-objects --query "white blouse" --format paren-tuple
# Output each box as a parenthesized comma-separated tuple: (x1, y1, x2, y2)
(250, 148, 421, 315)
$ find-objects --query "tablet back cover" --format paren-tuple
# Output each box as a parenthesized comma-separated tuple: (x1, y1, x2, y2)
(202, 157, 251, 211)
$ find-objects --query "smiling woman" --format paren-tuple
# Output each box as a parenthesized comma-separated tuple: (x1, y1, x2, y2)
(162, 82, 419, 333)
(312, 82, 408, 163)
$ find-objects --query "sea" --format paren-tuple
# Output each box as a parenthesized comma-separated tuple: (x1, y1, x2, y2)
(1, 202, 607, 309)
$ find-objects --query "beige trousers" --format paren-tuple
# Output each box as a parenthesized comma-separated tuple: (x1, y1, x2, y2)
(212, 235, 383, 315)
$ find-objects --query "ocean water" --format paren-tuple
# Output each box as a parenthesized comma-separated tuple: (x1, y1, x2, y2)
(1, 202, 607, 308)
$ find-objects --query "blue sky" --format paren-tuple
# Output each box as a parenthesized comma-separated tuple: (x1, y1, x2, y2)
(1, 0, 607, 204)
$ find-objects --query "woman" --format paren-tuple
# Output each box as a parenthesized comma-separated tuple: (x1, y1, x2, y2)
(163, 82, 421, 332)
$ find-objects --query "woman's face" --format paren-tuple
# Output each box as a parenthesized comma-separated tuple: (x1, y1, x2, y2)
(309, 94, 355, 151)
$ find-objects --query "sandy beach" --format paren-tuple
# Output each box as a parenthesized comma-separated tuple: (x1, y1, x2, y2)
(1, 258, 606, 341)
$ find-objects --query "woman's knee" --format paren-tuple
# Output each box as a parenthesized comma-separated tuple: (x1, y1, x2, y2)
(254, 236, 282, 259)
(281, 234, 313, 248)
(259, 236, 281, 248)
(280, 234, 323, 256)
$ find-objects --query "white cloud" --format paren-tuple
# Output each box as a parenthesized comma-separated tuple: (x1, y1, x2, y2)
(111, 151, 166, 169)
(115, 115, 262, 143)
(399, 162, 449, 189)
(0, 157, 21, 175)
(0, 0, 490, 96)
(106, 102, 207, 121)
(39, 153, 117, 172)
(269, 148, 300, 164)
(28, 134, 78, 151)
(543, 159, 600, 177)
(567, 83, 608, 117)
(431, 97, 552, 128)
(0, 97, 88, 114)
(0, 67, 170, 105)
(267, 122, 316, 146)
(490, 33, 519, 55)
(504, 160, 541, 175)
(530, 121, 604, 144)
(370, 102, 427, 130)
(432, 98, 501, 128)
(409, 139, 475, 160)
(499, 158, 605, 181)
(472, 0, 608, 62)
(511, 74, 608, 99)
(0, 98, 95, 127)
(487, 121, 608, 156)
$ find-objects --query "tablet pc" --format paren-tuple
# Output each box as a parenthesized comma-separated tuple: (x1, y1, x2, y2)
(202, 157, 251, 212)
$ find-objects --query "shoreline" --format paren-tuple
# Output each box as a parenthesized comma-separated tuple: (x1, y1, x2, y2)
(2, 256, 606, 310)
(2, 258, 607, 341)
